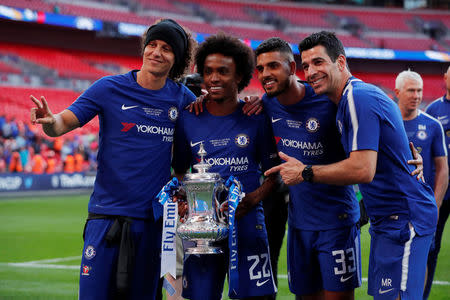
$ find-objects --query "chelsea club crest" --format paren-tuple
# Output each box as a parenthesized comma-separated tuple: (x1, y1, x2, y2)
(306, 118, 320, 133)
(416, 130, 427, 140)
(168, 106, 179, 121)
(235, 133, 250, 147)
(84, 245, 96, 260)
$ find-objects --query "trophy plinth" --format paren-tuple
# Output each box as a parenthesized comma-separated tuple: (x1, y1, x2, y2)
(176, 143, 229, 254)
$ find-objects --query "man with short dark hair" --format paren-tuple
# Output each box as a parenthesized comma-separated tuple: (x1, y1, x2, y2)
(30, 19, 197, 300)
(266, 31, 438, 299)
(255, 37, 361, 300)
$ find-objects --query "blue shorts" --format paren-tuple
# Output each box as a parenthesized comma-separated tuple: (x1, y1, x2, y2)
(79, 218, 162, 300)
(182, 210, 277, 299)
(368, 223, 433, 300)
(287, 224, 361, 295)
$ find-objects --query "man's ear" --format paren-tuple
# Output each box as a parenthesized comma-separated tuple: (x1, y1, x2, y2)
(337, 54, 347, 71)
(289, 60, 297, 75)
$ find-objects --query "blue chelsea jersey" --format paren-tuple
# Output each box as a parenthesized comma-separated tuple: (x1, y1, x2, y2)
(262, 82, 359, 230)
(403, 111, 447, 189)
(172, 102, 279, 225)
(426, 95, 450, 182)
(67, 70, 196, 219)
(336, 77, 437, 235)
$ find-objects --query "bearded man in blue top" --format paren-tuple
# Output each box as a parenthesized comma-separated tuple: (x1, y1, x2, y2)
(30, 19, 197, 300)
(266, 31, 438, 300)
(255, 37, 361, 300)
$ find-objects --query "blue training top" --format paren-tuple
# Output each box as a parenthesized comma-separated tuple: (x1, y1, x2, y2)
(262, 82, 359, 231)
(403, 111, 447, 189)
(336, 77, 437, 235)
(68, 70, 196, 219)
(426, 95, 450, 186)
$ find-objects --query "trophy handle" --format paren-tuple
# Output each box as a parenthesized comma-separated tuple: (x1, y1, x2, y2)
(214, 180, 229, 224)
(174, 183, 189, 222)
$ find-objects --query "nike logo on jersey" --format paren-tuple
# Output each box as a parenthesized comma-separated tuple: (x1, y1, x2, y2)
(340, 274, 354, 282)
(190, 141, 203, 147)
(256, 279, 269, 287)
(378, 288, 394, 294)
(122, 104, 138, 110)
(271, 117, 282, 123)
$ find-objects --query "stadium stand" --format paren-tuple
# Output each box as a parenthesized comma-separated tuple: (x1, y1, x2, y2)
(0, 43, 109, 80)
(0, 60, 21, 75)
(136, 0, 190, 15)
(0, 0, 448, 175)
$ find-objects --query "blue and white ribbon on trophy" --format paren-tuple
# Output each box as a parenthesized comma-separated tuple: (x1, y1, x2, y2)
(225, 175, 244, 297)
(157, 177, 181, 279)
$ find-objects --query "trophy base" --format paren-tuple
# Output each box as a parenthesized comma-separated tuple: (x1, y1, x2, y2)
(185, 246, 223, 255)
(184, 240, 224, 254)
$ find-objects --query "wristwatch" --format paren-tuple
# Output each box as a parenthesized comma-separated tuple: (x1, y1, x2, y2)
(302, 165, 314, 183)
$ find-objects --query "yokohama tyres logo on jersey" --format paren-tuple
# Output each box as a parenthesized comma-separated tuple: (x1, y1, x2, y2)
(203, 156, 250, 172)
(275, 137, 324, 156)
(121, 122, 174, 141)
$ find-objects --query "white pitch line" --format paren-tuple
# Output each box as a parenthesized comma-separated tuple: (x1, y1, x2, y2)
(19, 256, 80, 264)
(277, 274, 450, 286)
(2, 257, 449, 287)
(3, 262, 79, 270)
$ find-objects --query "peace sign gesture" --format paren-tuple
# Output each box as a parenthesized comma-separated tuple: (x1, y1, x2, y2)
(30, 95, 55, 125)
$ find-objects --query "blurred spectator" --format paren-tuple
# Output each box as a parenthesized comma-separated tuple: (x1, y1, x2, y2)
(45, 150, 58, 174)
(64, 154, 75, 173)
(0, 147, 6, 173)
(30, 151, 46, 174)
(0, 119, 98, 174)
(9, 151, 23, 173)
(74, 149, 85, 172)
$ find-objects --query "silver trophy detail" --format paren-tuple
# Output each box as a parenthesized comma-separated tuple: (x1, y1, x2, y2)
(176, 143, 229, 254)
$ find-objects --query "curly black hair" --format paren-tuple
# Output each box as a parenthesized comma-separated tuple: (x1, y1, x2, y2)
(255, 37, 294, 62)
(141, 19, 197, 81)
(298, 31, 346, 63)
(195, 32, 255, 93)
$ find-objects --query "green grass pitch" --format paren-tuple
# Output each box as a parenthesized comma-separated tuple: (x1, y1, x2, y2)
(0, 195, 448, 299)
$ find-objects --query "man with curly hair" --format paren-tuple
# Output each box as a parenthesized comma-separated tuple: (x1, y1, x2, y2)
(30, 19, 197, 300)
(172, 32, 279, 299)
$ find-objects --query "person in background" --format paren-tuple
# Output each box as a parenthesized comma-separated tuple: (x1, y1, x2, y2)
(395, 70, 447, 209)
(30, 150, 46, 174)
(423, 65, 450, 299)
(9, 151, 23, 173)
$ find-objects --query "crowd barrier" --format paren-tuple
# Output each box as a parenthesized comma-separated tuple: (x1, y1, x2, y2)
(0, 172, 95, 194)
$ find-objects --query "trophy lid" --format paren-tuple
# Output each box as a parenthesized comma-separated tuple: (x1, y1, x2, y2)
(185, 142, 221, 182)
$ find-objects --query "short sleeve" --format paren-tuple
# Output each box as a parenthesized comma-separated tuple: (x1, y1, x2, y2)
(67, 79, 104, 126)
(432, 121, 447, 157)
(342, 85, 380, 152)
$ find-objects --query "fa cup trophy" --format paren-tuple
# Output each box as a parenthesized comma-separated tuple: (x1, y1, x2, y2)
(176, 143, 229, 254)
